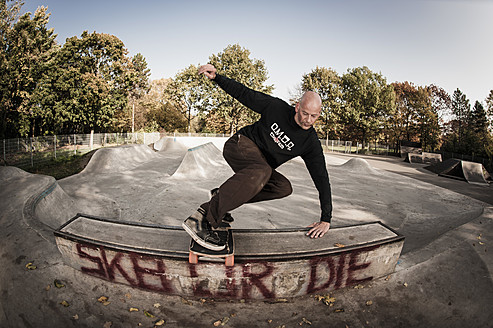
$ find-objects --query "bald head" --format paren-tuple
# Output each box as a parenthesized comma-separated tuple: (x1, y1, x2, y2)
(294, 91, 322, 130)
(299, 91, 322, 110)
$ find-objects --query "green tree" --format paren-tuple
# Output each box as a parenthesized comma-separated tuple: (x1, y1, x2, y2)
(340, 66, 395, 148)
(205, 44, 273, 134)
(39, 31, 136, 134)
(451, 88, 470, 148)
(300, 67, 342, 139)
(485, 90, 493, 131)
(0, 4, 57, 137)
(166, 64, 205, 133)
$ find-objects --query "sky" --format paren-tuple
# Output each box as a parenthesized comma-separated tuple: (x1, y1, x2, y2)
(21, 0, 493, 104)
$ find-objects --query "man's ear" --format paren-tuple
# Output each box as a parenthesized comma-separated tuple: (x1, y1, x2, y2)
(295, 102, 299, 113)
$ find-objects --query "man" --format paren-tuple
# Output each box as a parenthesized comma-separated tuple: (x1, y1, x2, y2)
(182, 64, 332, 251)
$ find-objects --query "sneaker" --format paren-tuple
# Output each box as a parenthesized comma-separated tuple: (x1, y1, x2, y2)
(210, 188, 234, 223)
(182, 207, 226, 251)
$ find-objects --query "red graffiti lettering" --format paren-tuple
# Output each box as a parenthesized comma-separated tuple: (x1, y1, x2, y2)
(130, 253, 172, 293)
(242, 262, 275, 299)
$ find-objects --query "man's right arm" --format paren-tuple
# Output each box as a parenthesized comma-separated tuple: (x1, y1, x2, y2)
(199, 64, 275, 114)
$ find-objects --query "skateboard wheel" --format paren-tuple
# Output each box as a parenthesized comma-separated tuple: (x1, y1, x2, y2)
(189, 252, 198, 264)
(225, 255, 234, 266)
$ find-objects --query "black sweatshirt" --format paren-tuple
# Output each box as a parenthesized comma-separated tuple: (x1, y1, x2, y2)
(214, 74, 333, 223)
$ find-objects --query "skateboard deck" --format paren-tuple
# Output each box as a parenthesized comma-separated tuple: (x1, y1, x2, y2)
(189, 223, 234, 266)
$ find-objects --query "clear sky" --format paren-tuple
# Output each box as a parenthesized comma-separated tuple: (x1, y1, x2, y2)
(22, 0, 493, 104)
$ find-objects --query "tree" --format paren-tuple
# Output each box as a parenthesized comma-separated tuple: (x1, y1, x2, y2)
(486, 90, 493, 131)
(0, 4, 57, 137)
(205, 44, 273, 134)
(340, 66, 395, 148)
(39, 31, 135, 134)
(300, 67, 342, 139)
(166, 64, 205, 133)
(450, 88, 470, 147)
(141, 78, 187, 132)
(126, 53, 151, 133)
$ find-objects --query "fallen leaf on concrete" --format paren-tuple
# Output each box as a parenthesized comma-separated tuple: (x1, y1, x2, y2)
(25, 262, 37, 270)
(366, 300, 373, 306)
(267, 319, 273, 323)
(103, 321, 112, 328)
(153, 303, 161, 308)
(154, 319, 165, 326)
(403, 282, 408, 287)
(73, 314, 79, 320)
(180, 297, 192, 305)
(385, 275, 391, 281)
(54, 279, 65, 288)
(60, 300, 69, 307)
(302, 317, 312, 325)
(334, 308, 345, 313)
(125, 293, 131, 299)
(353, 284, 365, 289)
(334, 243, 345, 248)
(477, 234, 482, 240)
(129, 307, 139, 312)
(479, 241, 485, 245)
(213, 320, 222, 327)
(45, 285, 51, 291)
(315, 294, 336, 306)
(275, 298, 288, 303)
(144, 310, 155, 318)
(221, 317, 230, 325)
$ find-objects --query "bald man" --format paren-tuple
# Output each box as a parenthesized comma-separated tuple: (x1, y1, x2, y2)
(182, 64, 333, 251)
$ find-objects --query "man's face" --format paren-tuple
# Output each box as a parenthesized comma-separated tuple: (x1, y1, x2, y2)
(294, 102, 321, 130)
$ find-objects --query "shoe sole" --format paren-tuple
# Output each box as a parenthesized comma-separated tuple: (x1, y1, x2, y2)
(182, 222, 225, 251)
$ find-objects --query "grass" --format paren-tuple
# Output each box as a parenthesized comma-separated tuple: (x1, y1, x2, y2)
(22, 150, 96, 180)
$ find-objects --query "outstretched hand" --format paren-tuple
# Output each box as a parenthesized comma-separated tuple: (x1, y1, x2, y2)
(306, 221, 330, 239)
(198, 64, 217, 80)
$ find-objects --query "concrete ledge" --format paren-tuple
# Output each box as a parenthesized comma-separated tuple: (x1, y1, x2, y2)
(55, 214, 404, 299)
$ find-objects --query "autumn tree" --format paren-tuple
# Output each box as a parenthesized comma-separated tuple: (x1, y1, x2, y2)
(300, 67, 342, 139)
(204, 44, 273, 134)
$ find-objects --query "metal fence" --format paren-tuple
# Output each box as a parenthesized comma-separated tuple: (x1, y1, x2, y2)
(2, 132, 491, 173)
(320, 139, 395, 156)
(1, 132, 162, 169)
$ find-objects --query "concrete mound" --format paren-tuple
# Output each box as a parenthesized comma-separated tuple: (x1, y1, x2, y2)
(0, 166, 31, 182)
(338, 158, 380, 175)
(172, 142, 228, 179)
(81, 144, 157, 174)
(154, 137, 189, 152)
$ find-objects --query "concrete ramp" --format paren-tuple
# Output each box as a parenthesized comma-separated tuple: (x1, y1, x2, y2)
(172, 142, 228, 179)
(55, 214, 404, 300)
(154, 137, 188, 152)
(82, 144, 158, 174)
(426, 158, 489, 185)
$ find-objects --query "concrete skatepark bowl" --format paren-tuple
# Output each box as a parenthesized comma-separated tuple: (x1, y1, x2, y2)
(1, 136, 492, 327)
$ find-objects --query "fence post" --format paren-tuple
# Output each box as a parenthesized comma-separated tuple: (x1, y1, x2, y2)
(3, 139, 5, 163)
(90, 130, 94, 150)
(30, 137, 33, 167)
(54, 135, 57, 159)
(74, 134, 77, 155)
(143, 132, 146, 145)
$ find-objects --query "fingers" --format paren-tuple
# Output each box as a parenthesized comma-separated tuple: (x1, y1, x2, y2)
(306, 222, 330, 239)
(198, 64, 216, 79)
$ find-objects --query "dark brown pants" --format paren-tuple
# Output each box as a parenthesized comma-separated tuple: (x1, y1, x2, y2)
(201, 134, 292, 228)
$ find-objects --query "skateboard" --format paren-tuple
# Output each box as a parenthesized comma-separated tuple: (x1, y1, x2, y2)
(188, 222, 235, 266)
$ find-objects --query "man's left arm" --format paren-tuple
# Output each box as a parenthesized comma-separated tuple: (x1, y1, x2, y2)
(302, 141, 333, 238)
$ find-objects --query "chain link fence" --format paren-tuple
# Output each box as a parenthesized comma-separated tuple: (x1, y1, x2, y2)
(1, 132, 162, 169)
(2, 132, 491, 173)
